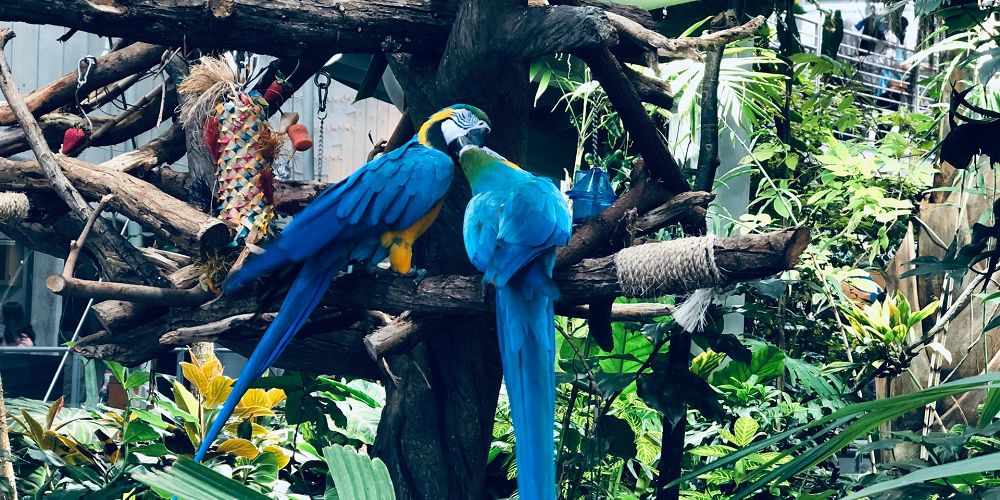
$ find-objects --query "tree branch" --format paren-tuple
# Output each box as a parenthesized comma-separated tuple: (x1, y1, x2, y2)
(0, 42, 166, 126)
(0, 29, 167, 286)
(0, 156, 231, 254)
(608, 13, 764, 60)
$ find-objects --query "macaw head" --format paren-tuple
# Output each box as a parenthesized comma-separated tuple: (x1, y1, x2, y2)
(419, 104, 491, 156)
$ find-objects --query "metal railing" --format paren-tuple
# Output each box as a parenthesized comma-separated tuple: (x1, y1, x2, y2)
(777, 14, 936, 114)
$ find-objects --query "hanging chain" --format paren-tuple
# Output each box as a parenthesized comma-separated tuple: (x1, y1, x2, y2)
(314, 73, 331, 182)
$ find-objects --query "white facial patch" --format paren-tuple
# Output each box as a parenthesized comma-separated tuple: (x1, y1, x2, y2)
(441, 118, 464, 145)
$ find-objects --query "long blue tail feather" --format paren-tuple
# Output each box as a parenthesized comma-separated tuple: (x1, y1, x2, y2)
(496, 262, 557, 500)
(195, 255, 342, 462)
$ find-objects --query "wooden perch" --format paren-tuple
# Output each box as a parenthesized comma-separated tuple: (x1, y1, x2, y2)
(46, 274, 211, 306)
(0, 1, 607, 59)
(47, 191, 211, 306)
(365, 303, 674, 361)
(630, 191, 714, 237)
(0, 29, 167, 287)
(0, 156, 231, 254)
(98, 123, 186, 173)
(62, 193, 114, 279)
(364, 311, 421, 361)
(0, 42, 166, 126)
(72, 228, 809, 374)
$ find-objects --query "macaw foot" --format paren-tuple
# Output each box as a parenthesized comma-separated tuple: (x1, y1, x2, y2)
(402, 267, 428, 281)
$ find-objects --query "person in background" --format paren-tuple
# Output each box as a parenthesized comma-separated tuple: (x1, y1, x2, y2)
(2, 301, 34, 347)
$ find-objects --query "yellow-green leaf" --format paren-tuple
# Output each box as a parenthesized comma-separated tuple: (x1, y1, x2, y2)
(218, 438, 260, 459)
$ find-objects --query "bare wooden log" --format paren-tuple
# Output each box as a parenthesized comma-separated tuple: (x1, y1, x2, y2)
(91, 260, 203, 333)
(63, 193, 114, 279)
(557, 302, 673, 321)
(0, 156, 231, 254)
(46, 274, 210, 305)
(81, 73, 143, 112)
(364, 311, 420, 361)
(0, 42, 166, 126)
(76, 307, 385, 379)
(159, 313, 274, 346)
(0, 29, 167, 286)
(99, 123, 186, 173)
(506, 5, 616, 59)
(630, 191, 714, 237)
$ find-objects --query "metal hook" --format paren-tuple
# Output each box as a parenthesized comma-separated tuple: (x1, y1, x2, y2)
(75, 56, 97, 130)
(314, 72, 331, 119)
(77, 56, 97, 87)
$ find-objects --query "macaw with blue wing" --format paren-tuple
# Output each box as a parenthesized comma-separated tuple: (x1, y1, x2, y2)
(458, 145, 571, 500)
(194, 104, 491, 462)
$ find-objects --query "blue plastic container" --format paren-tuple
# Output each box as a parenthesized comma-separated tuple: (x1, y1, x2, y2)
(568, 167, 617, 223)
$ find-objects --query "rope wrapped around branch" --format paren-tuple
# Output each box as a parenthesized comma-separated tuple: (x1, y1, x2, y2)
(615, 234, 722, 332)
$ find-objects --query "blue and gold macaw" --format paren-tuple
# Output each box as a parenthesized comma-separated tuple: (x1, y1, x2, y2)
(458, 145, 571, 500)
(194, 104, 491, 462)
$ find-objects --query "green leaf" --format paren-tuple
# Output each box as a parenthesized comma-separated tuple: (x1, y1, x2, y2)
(981, 387, 1000, 426)
(689, 444, 736, 458)
(133, 443, 171, 458)
(732, 416, 760, 448)
(123, 420, 159, 444)
(323, 444, 396, 500)
(133, 457, 270, 500)
(105, 361, 127, 386)
(669, 372, 1000, 498)
(124, 370, 150, 391)
(843, 452, 1000, 499)
(315, 376, 380, 408)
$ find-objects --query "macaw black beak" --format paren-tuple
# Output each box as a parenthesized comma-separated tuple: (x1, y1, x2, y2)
(448, 125, 490, 157)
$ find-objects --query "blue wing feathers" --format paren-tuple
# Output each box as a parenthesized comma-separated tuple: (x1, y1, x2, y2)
(461, 153, 571, 500)
(205, 136, 454, 462)
(225, 137, 453, 292)
(197, 255, 342, 462)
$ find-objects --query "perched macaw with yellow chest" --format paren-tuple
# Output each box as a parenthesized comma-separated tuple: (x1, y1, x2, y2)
(194, 104, 491, 461)
(458, 145, 571, 500)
